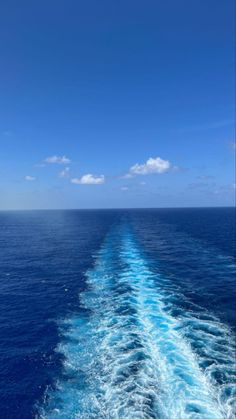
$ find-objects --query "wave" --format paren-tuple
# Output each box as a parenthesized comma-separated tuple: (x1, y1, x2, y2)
(39, 224, 236, 418)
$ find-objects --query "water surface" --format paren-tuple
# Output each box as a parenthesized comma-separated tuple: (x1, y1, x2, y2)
(0, 208, 235, 418)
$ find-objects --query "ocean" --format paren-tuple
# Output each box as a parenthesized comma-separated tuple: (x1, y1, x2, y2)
(0, 208, 235, 418)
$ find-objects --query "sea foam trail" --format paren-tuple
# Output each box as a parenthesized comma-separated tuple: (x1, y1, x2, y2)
(39, 225, 236, 419)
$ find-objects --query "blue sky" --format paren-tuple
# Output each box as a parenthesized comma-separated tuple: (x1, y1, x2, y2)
(0, 0, 235, 209)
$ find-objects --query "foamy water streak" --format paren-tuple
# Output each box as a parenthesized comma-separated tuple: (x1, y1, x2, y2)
(40, 225, 236, 419)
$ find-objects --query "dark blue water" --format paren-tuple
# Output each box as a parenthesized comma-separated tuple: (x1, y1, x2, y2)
(0, 208, 235, 418)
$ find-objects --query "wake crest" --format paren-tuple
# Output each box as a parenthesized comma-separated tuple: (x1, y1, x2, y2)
(39, 225, 236, 419)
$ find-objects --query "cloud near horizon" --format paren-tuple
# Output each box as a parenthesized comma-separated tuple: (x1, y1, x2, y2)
(126, 157, 171, 177)
(25, 175, 36, 181)
(71, 174, 105, 185)
(45, 155, 71, 164)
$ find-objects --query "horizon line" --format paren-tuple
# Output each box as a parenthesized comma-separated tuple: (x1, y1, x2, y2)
(0, 205, 235, 212)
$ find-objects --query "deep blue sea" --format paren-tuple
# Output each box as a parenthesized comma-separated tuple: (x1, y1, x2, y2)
(0, 208, 235, 419)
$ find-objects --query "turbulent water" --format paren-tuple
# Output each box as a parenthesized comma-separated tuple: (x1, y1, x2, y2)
(0, 209, 235, 418)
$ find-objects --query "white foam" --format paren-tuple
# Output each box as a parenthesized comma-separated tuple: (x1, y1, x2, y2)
(39, 226, 236, 419)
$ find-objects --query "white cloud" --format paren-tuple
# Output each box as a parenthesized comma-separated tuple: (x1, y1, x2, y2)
(45, 155, 71, 164)
(122, 173, 133, 179)
(140, 181, 146, 185)
(121, 186, 129, 191)
(71, 174, 105, 185)
(59, 167, 70, 178)
(128, 157, 171, 176)
(25, 175, 36, 181)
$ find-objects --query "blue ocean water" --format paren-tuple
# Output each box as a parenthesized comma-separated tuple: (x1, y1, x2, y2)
(0, 208, 235, 419)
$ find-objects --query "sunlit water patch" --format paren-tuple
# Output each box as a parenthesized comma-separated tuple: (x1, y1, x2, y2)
(39, 224, 236, 419)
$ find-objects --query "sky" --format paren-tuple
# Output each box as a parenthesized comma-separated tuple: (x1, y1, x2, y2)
(0, 0, 235, 209)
